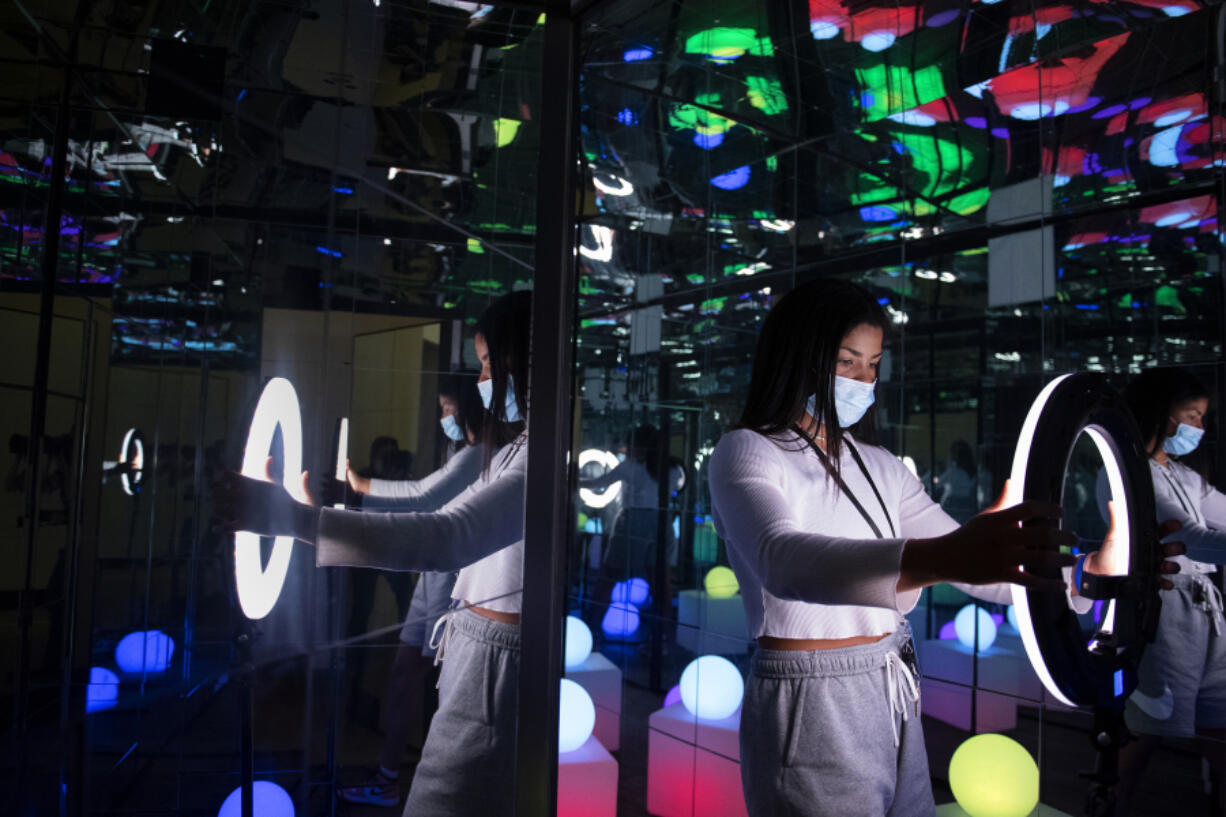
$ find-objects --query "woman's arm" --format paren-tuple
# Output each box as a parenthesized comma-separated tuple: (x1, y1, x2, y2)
(709, 434, 917, 612)
(578, 460, 628, 492)
(317, 451, 526, 573)
(1154, 472, 1226, 562)
(366, 445, 483, 510)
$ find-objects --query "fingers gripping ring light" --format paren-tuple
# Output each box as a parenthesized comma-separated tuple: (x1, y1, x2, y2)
(235, 377, 305, 620)
(1006, 373, 1160, 708)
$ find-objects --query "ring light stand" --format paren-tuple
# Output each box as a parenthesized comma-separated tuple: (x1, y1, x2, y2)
(1006, 373, 1162, 816)
(231, 377, 306, 817)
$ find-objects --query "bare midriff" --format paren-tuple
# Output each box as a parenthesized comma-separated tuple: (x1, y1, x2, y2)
(757, 633, 890, 651)
(463, 601, 521, 625)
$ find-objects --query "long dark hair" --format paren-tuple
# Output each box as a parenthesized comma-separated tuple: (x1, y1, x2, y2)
(438, 370, 484, 447)
(734, 278, 889, 481)
(474, 290, 531, 470)
(626, 425, 662, 482)
(1124, 367, 1209, 461)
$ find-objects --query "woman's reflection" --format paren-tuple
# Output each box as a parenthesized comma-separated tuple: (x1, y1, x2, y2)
(215, 290, 532, 817)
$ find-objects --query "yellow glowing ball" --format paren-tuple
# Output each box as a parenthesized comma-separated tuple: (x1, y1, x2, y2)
(703, 566, 739, 599)
(948, 734, 1038, 817)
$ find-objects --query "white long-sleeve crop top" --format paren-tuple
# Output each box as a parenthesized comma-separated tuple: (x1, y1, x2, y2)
(367, 443, 484, 510)
(708, 428, 1015, 640)
(316, 435, 528, 613)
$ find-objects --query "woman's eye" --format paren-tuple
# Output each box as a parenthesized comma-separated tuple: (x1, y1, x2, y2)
(838, 359, 852, 366)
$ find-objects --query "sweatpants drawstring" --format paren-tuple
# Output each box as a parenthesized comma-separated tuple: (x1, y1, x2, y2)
(1194, 575, 1225, 637)
(884, 651, 920, 748)
(429, 609, 457, 688)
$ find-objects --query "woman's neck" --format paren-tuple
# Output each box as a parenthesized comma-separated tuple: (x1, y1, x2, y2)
(799, 412, 827, 450)
(1149, 438, 1169, 467)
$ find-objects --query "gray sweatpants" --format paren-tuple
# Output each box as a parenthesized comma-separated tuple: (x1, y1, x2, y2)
(403, 607, 520, 817)
(740, 625, 933, 817)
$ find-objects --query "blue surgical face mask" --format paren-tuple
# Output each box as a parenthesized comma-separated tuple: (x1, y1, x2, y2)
(806, 375, 877, 429)
(1163, 421, 1204, 456)
(477, 375, 522, 423)
(440, 414, 464, 441)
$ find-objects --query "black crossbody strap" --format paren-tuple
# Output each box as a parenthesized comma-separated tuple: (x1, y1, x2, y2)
(793, 427, 895, 539)
(845, 440, 897, 538)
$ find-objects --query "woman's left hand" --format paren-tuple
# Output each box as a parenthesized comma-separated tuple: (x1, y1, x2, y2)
(212, 471, 318, 543)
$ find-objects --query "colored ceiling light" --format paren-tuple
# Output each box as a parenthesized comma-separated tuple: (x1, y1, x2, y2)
(710, 166, 750, 190)
(623, 47, 654, 62)
(467, 238, 484, 253)
(745, 76, 788, 115)
(855, 64, 945, 122)
(492, 118, 520, 148)
(860, 205, 898, 222)
(683, 28, 774, 63)
(860, 31, 896, 51)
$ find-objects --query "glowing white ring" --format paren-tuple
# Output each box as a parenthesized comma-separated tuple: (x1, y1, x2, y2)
(578, 448, 621, 509)
(1007, 374, 1076, 706)
(334, 417, 349, 509)
(1006, 374, 1133, 706)
(591, 174, 634, 197)
(119, 428, 144, 496)
(235, 378, 305, 620)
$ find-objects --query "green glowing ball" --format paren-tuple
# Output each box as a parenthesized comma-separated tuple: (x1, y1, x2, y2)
(703, 566, 739, 599)
(948, 734, 1038, 817)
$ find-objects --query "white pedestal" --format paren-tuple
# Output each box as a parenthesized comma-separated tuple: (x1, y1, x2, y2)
(647, 701, 747, 817)
(558, 736, 618, 817)
(676, 591, 750, 655)
(566, 652, 623, 752)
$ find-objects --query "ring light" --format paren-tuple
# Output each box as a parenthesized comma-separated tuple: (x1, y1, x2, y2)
(119, 428, 145, 496)
(333, 417, 349, 509)
(235, 377, 305, 620)
(578, 448, 621, 509)
(1005, 372, 1159, 708)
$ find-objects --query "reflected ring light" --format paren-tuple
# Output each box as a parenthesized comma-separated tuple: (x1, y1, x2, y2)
(119, 428, 144, 496)
(235, 377, 306, 620)
(1006, 373, 1159, 708)
(578, 448, 621, 509)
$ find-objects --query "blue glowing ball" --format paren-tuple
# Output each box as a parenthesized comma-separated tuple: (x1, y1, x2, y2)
(115, 630, 175, 674)
(601, 602, 640, 638)
(86, 667, 120, 714)
(1006, 605, 1019, 633)
(217, 780, 295, 817)
(558, 679, 596, 753)
(611, 577, 650, 607)
(954, 604, 998, 651)
(564, 616, 593, 669)
(679, 655, 744, 721)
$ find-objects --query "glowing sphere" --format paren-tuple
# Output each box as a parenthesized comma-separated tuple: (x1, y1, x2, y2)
(558, 679, 596, 753)
(602, 602, 640, 638)
(810, 20, 840, 39)
(1006, 605, 1019, 633)
(611, 577, 650, 606)
(86, 667, 120, 713)
(115, 630, 175, 674)
(235, 377, 305, 620)
(564, 616, 593, 669)
(703, 566, 739, 599)
(663, 684, 682, 708)
(955, 604, 998, 651)
(679, 655, 744, 721)
(860, 31, 896, 52)
(949, 734, 1039, 817)
(217, 780, 295, 817)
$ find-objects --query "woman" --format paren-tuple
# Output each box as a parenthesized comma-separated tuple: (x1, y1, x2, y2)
(216, 290, 531, 817)
(1109, 368, 1226, 815)
(338, 372, 485, 808)
(707, 279, 1081, 817)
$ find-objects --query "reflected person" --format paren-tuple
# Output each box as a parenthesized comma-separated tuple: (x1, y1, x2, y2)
(936, 440, 978, 523)
(707, 279, 1080, 817)
(215, 290, 531, 817)
(581, 425, 676, 616)
(338, 371, 485, 808)
(1103, 368, 1226, 816)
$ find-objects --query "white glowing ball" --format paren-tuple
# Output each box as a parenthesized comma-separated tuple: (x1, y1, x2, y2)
(955, 604, 998, 651)
(217, 780, 295, 817)
(564, 616, 593, 669)
(679, 655, 744, 721)
(1006, 605, 1019, 633)
(703, 566, 739, 599)
(558, 678, 596, 753)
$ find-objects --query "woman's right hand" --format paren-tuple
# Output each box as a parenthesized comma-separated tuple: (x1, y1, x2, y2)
(346, 459, 371, 495)
(901, 487, 1077, 592)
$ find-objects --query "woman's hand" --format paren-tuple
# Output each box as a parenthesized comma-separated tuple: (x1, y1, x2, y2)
(1081, 507, 1186, 592)
(346, 459, 371, 495)
(901, 483, 1077, 592)
(212, 471, 319, 544)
